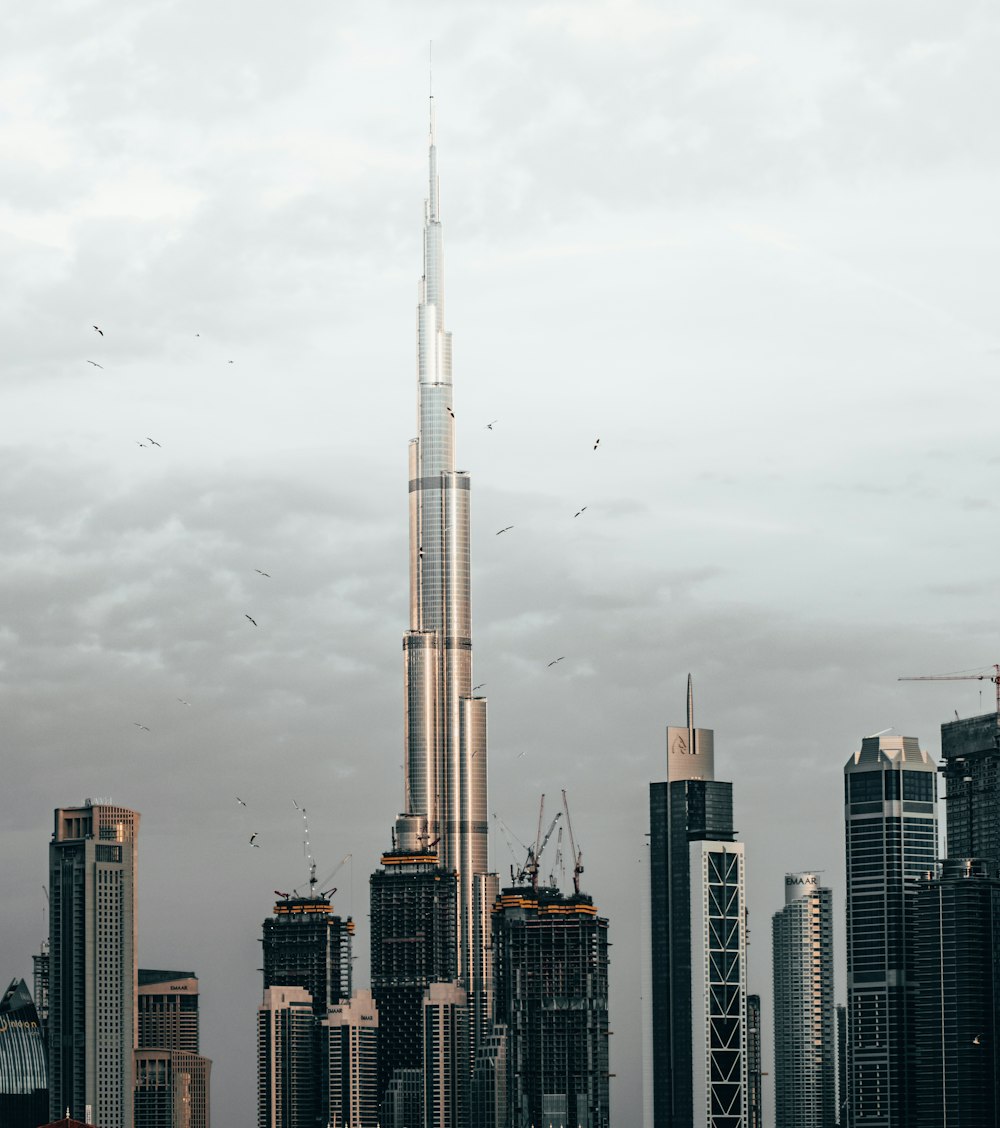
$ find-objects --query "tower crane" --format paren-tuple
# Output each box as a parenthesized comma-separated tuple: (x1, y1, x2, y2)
(515, 795, 562, 891)
(561, 789, 584, 895)
(898, 664, 1000, 725)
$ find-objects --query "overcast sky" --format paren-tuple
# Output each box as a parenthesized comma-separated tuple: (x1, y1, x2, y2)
(2, 1, 999, 1124)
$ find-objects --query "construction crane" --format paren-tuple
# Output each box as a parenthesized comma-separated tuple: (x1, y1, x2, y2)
(515, 795, 562, 891)
(547, 825, 565, 890)
(898, 664, 1000, 720)
(561, 789, 584, 895)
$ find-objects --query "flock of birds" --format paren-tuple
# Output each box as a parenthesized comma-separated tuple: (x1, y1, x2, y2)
(86, 319, 603, 857)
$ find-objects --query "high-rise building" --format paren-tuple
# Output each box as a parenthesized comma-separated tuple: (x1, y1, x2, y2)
(369, 835, 458, 1119)
(772, 872, 835, 1128)
(48, 801, 139, 1128)
(940, 711, 1000, 863)
(492, 884, 610, 1128)
(394, 95, 495, 1038)
(422, 981, 469, 1128)
(320, 990, 379, 1128)
(137, 971, 200, 1054)
(257, 985, 316, 1128)
(470, 1024, 507, 1128)
(912, 857, 1000, 1126)
(0, 978, 48, 1128)
(32, 941, 49, 1034)
(836, 1004, 849, 1128)
(262, 891, 354, 1016)
(134, 1048, 210, 1128)
(746, 994, 762, 1128)
(135, 970, 211, 1128)
(843, 734, 937, 1128)
(648, 677, 748, 1128)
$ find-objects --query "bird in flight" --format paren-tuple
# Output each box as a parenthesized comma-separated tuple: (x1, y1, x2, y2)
(254, 569, 270, 577)
(547, 657, 566, 667)
(593, 437, 601, 450)
(473, 683, 486, 691)
(484, 420, 498, 430)
(293, 799, 301, 810)
(573, 507, 588, 517)
(250, 833, 260, 848)
(496, 526, 514, 536)
(136, 441, 148, 448)
(133, 722, 150, 731)
(146, 437, 161, 447)
(92, 325, 103, 336)
(177, 698, 191, 706)
(973, 1033, 983, 1045)
(446, 406, 455, 419)
(236, 796, 247, 806)
(86, 360, 103, 368)
(245, 613, 257, 626)
(517, 750, 527, 758)
(228, 360, 234, 364)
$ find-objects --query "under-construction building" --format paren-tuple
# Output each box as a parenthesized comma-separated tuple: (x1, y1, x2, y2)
(262, 893, 354, 1017)
(492, 885, 610, 1128)
(370, 821, 459, 1123)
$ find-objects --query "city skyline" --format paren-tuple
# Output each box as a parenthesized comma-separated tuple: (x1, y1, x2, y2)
(2, 4, 999, 1127)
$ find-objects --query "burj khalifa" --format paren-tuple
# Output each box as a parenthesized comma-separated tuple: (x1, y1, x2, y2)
(376, 100, 495, 1048)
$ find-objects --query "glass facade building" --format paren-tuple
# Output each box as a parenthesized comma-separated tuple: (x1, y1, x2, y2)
(912, 858, 1000, 1127)
(0, 978, 48, 1128)
(772, 873, 835, 1128)
(396, 98, 493, 1047)
(843, 735, 937, 1128)
(648, 678, 748, 1128)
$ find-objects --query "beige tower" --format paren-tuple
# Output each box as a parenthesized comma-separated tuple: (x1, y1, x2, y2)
(48, 801, 140, 1128)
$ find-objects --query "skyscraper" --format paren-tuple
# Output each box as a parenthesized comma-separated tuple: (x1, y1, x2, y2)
(912, 857, 1000, 1126)
(48, 801, 139, 1128)
(648, 678, 748, 1128)
(843, 734, 938, 1128)
(492, 884, 610, 1128)
(262, 890, 354, 1016)
(746, 994, 762, 1128)
(939, 710, 1000, 863)
(421, 981, 470, 1128)
(320, 990, 379, 1128)
(0, 978, 48, 1128)
(134, 1048, 210, 1128)
(137, 970, 200, 1054)
(369, 838, 458, 1121)
(904, 708, 1000, 1128)
(396, 95, 495, 1033)
(135, 970, 211, 1128)
(771, 872, 835, 1128)
(257, 985, 316, 1128)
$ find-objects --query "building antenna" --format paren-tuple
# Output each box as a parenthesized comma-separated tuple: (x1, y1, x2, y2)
(429, 40, 435, 142)
(687, 672, 695, 755)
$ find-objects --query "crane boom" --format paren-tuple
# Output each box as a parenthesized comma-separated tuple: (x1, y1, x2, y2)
(562, 789, 584, 896)
(899, 664, 1000, 717)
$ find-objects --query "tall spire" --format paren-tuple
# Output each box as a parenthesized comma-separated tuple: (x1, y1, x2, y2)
(398, 91, 496, 1049)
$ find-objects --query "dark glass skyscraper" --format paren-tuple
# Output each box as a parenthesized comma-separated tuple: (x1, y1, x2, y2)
(912, 858, 1000, 1126)
(843, 735, 937, 1128)
(940, 711, 1000, 862)
(648, 678, 748, 1128)
(0, 978, 48, 1128)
